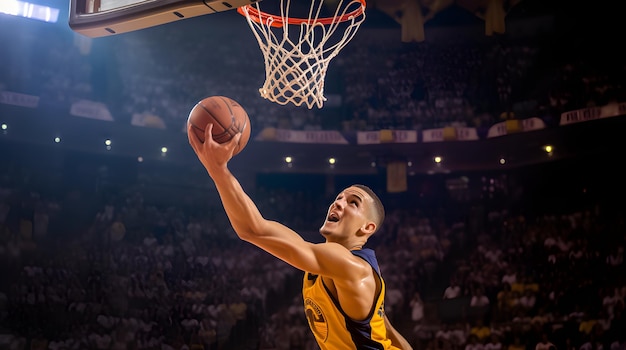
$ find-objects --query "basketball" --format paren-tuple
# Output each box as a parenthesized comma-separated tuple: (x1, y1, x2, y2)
(187, 96, 251, 156)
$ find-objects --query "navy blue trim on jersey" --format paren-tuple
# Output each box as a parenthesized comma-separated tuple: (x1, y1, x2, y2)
(321, 249, 385, 350)
(352, 249, 381, 275)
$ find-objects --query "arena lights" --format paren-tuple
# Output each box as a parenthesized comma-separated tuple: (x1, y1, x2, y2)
(284, 156, 293, 168)
(161, 147, 168, 155)
(406, 160, 415, 176)
(54, 136, 61, 143)
(328, 157, 336, 170)
(427, 155, 449, 175)
(0, 0, 60, 23)
(544, 145, 554, 157)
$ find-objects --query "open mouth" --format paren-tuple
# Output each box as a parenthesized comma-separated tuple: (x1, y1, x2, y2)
(327, 213, 340, 222)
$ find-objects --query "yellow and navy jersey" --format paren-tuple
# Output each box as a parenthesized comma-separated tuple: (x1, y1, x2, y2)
(302, 249, 398, 350)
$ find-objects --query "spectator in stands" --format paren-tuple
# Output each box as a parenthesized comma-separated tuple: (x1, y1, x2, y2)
(496, 282, 515, 318)
(470, 319, 491, 343)
(579, 334, 603, 350)
(535, 333, 555, 350)
(519, 289, 537, 311)
(386, 283, 405, 322)
(579, 313, 598, 337)
(465, 335, 485, 350)
(470, 288, 490, 308)
(435, 323, 453, 343)
(449, 322, 469, 349)
(484, 334, 503, 350)
(444, 277, 463, 299)
(507, 336, 525, 350)
(469, 287, 491, 321)
(501, 267, 517, 286)
(410, 291, 425, 324)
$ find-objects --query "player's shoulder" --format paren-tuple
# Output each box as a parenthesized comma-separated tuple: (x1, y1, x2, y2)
(351, 248, 380, 270)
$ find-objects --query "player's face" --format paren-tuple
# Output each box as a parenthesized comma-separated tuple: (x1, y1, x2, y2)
(320, 186, 373, 241)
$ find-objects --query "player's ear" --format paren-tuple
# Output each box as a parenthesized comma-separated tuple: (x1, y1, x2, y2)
(359, 221, 376, 236)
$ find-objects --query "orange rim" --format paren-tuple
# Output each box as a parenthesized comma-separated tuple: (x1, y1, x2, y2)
(237, 0, 366, 28)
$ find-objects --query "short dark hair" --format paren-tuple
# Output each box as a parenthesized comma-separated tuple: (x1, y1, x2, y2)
(352, 184, 385, 231)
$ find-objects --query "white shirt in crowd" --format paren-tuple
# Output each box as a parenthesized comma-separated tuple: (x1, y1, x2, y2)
(470, 295, 490, 307)
(444, 285, 462, 299)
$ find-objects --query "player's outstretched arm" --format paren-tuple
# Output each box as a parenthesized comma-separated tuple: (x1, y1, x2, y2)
(384, 314, 413, 350)
(187, 123, 369, 281)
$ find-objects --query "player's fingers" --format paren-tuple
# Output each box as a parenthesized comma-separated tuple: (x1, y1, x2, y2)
(204, 123, 214, 144)
(225, 131, 242, 151)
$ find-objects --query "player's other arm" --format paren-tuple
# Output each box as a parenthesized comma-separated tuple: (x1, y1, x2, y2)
(384, 314, 413, 350)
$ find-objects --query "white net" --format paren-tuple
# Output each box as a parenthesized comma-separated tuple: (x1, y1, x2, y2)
(239, 0, 366, 109)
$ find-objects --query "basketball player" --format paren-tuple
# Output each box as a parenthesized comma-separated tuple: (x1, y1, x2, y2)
(188, 124, 413, 349)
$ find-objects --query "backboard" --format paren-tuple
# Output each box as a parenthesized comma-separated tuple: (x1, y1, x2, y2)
(69, 0, 259, 38)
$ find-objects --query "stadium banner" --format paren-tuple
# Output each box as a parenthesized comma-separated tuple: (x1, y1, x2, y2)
(559, 102, 624, 126)
(357, 130, 418, 144)
(422, 127, 479, 143)
(131, 113, 167, 129)
(387, 161, 408, 193)
(0, 91, 39, 108)
(255, 128, 349, 144)
(70, 100, 114, 121)
(486, 117, 546, 138)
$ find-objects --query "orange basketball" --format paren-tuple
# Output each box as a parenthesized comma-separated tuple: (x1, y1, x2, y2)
(187, 96, 251, 156)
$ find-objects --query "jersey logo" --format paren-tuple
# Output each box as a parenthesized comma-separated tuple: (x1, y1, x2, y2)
(304, 298, 328, 342)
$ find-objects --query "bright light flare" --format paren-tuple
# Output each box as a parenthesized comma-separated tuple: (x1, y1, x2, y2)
(0, 0, 59, 23)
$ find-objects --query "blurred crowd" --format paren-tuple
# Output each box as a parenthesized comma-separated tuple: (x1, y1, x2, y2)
(0, 153, 625, 350)
(0, 175, 300, 350)
(2, 14, 625, 133)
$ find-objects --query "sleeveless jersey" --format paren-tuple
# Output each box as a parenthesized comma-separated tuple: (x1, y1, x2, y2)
(302, 249, 399, 350)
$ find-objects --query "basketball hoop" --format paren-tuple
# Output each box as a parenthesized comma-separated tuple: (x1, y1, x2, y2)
(238, 0, 366, 109)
